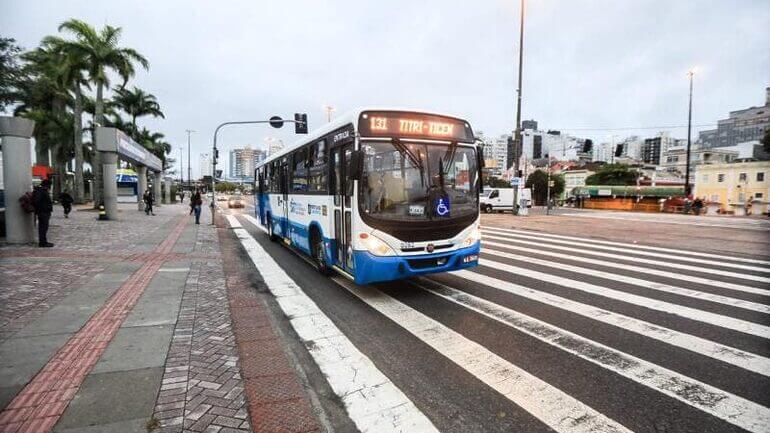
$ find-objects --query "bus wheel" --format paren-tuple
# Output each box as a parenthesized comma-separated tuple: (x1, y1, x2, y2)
(267, 216, 278, 242)
(483, 204, 492, 213)
(311, 230, 331, 275)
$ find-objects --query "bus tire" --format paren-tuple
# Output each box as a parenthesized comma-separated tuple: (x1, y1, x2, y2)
(311, 229, 331, 275)
(267, 215, 278, 242)
(483, 204, 492, 213)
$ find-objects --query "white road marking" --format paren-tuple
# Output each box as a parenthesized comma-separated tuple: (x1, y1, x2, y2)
(477, 257, 770, 339)
(482, 228, 770, 274)
(232, 228, 439, 433)
(481, 239, 770, 297)
(411, 278, 770, 433)
(332, 277, 633, 433)
(225, 214, 242, 228)
(481, 226, 770, 266)
(449, 270, 770, 377)
(241, 213, 269, 234)
(559, 212, 770, 231)
(158, 267, 191, 272)
(482, 234, 770, 285)
(482, 247, 770, 314)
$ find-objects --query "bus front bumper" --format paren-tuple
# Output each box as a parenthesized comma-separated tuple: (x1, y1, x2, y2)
(351, 241, 481, 285)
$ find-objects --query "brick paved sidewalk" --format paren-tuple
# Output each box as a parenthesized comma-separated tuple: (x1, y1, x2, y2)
(0, 202, 326, 433)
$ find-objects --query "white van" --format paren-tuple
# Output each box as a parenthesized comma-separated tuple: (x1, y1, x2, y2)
(480, 188, 531, 213)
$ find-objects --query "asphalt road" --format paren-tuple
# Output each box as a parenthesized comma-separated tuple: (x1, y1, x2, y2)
(221, 201, 770, 433)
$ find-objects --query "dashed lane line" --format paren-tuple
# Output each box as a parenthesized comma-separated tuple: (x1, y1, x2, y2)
(477, 257, 770, 339)
(449, 270, 770, 377)
(482, 247, 770, 314)
(482, 228, 770, 274)
(482, 234, 770, 285)
(481, 225, 770, 266)
(482, 239, 770, 297)
(229, 223, 439, 433)
(331, 277, 634, 433)
(411, 278, 770, 433)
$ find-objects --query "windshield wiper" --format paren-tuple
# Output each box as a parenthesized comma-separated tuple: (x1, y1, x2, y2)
(441, 141, 458, 176)
(392, 138, 425, 186)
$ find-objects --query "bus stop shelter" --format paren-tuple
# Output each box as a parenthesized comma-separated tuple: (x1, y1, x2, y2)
(96, 127, 163, 219)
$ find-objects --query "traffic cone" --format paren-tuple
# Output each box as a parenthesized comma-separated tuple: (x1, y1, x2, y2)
(98, 203, 108, 220)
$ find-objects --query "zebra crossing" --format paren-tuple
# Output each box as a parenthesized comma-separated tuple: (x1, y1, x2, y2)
(228, 213, 770, 433)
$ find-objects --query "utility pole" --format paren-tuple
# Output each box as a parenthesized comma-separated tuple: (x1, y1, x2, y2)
(179, 146, 184, 184)
(323, 105, 335, 123)
(186, 129, 195, 190)
(685, 68, 696, 197)
(512, 0, 525, 216)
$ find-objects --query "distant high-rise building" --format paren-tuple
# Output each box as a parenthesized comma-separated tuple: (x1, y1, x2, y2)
(199, 153, 210, 180)
(265, 138, 284, 156)
(698, 87, 770, 148)
(229, 145, 265, 179)
(522, 119, 538, 131)
(641, 132, 679, 165)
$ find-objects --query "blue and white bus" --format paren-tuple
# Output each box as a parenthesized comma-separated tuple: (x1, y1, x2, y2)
(254, 108, 482, 284)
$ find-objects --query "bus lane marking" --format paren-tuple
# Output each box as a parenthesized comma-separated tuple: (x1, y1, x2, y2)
(476, 257, 770, 339)
(232, 227, 439, 433)
(482, 228, 770, 274)
(450, 270, 770, 377)
(481, 226, 770, 266)
(411, 278, 770, 433)
(332, 278, 634, 433)
(481, 239, 770, 297)
(481, 247, 770, 314)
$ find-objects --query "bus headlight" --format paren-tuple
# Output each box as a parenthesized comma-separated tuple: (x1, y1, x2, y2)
(358, 233, 395, 256)
(463, 226, 481, 247)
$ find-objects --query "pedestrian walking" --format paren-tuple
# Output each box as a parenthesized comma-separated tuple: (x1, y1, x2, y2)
(33, 179, 54, 247)
(179, 191, 185, 203)
(59, 190, 74, 218)
(693, 197, 704, 215)
(191, 189, 203, 224)
(143, 188, 155, 215)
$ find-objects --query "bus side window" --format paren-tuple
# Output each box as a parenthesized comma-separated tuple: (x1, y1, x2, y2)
(309, 140, 328, 193)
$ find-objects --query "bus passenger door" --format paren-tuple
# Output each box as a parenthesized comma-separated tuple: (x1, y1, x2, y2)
(281, 159, 289, 240)
(332, 143, 354, 271)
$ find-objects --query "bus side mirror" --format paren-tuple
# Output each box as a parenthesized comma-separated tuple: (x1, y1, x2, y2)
(348, 150, 364, 180)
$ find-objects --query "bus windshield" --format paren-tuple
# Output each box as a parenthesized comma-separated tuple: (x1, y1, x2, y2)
(360, 141, 478, 221)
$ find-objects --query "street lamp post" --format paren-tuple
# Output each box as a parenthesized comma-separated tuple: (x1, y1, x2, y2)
(185, 129, 195, 190)
(512, 0, 525, 216)
(684, 68, 696, 197)
(323, 105, 336, 123)
(211, 117, 306, 225)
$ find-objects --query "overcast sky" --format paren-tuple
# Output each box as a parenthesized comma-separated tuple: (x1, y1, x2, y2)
(3, 0, 769, 178)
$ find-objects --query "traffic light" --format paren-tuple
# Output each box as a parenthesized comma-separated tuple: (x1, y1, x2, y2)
(295, 113, 308, 134)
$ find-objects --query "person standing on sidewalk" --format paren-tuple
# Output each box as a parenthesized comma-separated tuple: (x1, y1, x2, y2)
(33, 179, 54, 247)
(143, 188, 155, 216)
(191, 189, 202, 224)
(59, 190, 74, 218)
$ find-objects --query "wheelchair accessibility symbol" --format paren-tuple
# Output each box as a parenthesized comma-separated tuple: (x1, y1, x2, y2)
(435, 197, 450, 217)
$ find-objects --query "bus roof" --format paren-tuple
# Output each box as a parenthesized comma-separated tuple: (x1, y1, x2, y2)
(258, 107, 473, 167)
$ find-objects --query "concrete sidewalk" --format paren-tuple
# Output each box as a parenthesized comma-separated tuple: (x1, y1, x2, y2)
(0, 202, 323, 433)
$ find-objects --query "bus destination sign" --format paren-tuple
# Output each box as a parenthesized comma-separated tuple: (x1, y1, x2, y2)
(359, 111, 474, 142)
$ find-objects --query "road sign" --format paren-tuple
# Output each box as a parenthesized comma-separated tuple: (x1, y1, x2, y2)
(269, 116, 284, 128)
(510, 177, 522, 187)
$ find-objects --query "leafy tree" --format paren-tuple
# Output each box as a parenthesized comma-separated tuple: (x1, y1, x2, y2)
(485, 176, 510, 188)
(112, 86, 164, 132)
(38, 36, 91, 203)
(0, 37, 23, 112)
(55, 19, 149, 207)
(525, 169, 565, 206)
(215, 182, 239, 193)
(762, 129, 770, 154)
(585, 163, 639, 186)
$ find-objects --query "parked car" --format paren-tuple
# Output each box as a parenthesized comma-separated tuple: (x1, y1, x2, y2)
(480, 187, 531, 213)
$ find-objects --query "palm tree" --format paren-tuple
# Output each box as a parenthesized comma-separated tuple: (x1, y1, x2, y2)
(55, 19, 149, 207)
(39, 36, 91, 203)
(113, 86, 164, 132)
